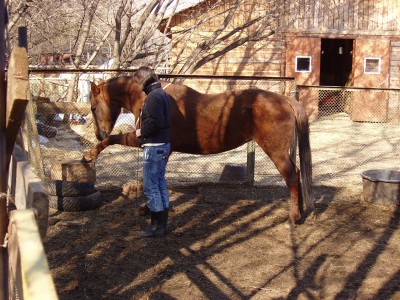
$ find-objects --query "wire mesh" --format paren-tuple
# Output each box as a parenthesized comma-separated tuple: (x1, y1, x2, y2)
(25, 72, 400, 194)
(26, 72, 295, 190)
(299, 86, 400, 190)
(163, 76, 296, 186)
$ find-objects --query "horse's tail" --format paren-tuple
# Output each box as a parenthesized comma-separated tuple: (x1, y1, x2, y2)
(292, 100, 313, 211)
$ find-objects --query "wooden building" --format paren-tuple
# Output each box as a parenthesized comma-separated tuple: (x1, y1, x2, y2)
(164, 0, 400, 89)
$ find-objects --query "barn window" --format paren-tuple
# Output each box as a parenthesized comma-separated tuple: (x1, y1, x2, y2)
(295, 56, 312, 72)
(364, 58, 381, 74)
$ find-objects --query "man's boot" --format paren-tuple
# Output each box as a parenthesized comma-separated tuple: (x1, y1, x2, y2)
(163, 208, 169, 235)
(139, 211, 165, 237)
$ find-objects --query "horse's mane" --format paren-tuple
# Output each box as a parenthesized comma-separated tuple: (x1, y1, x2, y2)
(99, 76, 203, 97)
(99, 75, 138, 86)
(159, 79, 205, 96)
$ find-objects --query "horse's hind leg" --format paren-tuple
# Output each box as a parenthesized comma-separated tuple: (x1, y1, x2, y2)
(273, 154, 301, 225)
(256, 144, 301, 225)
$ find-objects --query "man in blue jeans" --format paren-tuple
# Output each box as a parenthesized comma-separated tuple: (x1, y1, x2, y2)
(134, 66, 171, 237)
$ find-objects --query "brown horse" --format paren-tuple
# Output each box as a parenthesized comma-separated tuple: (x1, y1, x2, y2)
(84, 76, 313, 224)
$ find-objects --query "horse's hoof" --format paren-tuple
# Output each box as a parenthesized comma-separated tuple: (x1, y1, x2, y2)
(285, 219, 296, 229)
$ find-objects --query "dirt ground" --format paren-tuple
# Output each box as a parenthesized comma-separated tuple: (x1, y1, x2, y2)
(43, 181, 400, 300)
(39, 112, 400, 299)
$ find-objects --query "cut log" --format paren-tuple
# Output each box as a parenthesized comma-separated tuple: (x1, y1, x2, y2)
(50, 159, 96, 182)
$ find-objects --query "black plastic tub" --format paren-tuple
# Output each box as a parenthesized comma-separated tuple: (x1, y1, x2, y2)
(361, 170, 400, 205)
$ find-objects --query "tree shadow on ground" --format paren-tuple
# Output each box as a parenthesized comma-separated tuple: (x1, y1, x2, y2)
(44, 183, 400, 299)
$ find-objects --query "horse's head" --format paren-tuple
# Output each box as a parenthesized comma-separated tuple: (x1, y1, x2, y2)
(90, 81, 122, 141)
(90, 77, 146, 141)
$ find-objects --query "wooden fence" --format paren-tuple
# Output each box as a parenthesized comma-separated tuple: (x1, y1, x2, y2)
(1, 22, 58, 300)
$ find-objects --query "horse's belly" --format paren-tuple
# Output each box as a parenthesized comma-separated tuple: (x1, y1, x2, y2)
(171, 134, 251, 155)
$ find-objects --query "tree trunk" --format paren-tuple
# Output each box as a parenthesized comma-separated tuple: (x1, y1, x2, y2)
(66, 0, 98, 102)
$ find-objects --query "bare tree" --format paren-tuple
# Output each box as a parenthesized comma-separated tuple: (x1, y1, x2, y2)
(108, 0, 173, 69)
(102, 0, 279, 74)
(65, 0, 99, 102)
(6, 0, 280, 76)
(5, 0, 29, 32)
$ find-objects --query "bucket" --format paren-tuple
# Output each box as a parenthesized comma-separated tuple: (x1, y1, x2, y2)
(361, 169, 400, 205)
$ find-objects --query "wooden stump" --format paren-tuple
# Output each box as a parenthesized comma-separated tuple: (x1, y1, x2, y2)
(50, 159, 96, 182)
(47, 160, 101, 211)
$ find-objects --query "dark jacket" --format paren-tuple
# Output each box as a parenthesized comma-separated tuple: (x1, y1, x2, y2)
(140, 82, 171, 145)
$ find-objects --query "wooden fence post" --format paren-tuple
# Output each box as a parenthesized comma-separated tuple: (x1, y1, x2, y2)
(6, 36, 29, 170)
(0, 0, 9, 299)
(246, 141, 255, 186)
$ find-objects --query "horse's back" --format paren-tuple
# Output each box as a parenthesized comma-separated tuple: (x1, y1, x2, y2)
(166, 84, 298, 154)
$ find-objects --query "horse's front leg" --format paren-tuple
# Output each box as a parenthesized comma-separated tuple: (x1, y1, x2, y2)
(82, 132, 140, 162)
(82, 138, 110, 162)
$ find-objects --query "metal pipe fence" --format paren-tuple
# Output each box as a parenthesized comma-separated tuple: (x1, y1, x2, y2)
(24, 71, 400, 195)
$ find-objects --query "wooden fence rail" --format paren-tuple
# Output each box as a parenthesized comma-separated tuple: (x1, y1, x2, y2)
(8, 209, 58, 300)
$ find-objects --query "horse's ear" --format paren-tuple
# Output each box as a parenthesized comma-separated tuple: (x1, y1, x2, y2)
(98, 79, 105, 84)
(91, 82, 100, 96)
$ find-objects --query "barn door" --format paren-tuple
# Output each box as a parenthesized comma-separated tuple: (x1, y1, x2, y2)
(285, 37, 321, 121)
(352, 39, 390, 88)
(350, 39, 391, 122)
(285, 37, 320, 86)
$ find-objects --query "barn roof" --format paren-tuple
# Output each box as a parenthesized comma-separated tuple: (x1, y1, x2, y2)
(134, 1, 205, 18)
(163, 0, 206, 18)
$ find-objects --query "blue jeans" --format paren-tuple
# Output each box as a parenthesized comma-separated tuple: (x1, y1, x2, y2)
(142, 143, 171, 212)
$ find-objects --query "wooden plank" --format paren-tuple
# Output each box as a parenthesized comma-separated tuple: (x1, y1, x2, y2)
(7, 211, 22, 300)
(36, 101, 91, 115)
(339, 0, 345, 30)
(382, 0, 388, 30)
(313, 0, 320, 29)
(13, 159, 49, 238)
(344, 0, 350, 29)
(23, 100, 45, 179)
(389, 42, 400, 88)
(0, 0, 8, 298)
(354, 0, 359, 29)
(8, 209, 58, 300)
(5, 99, 28, 167)
(0, 194, 7, 300)
(6, 47, 29, 170)
(0, 0, 6, 193)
